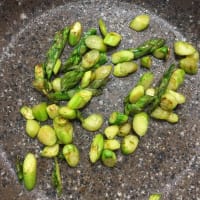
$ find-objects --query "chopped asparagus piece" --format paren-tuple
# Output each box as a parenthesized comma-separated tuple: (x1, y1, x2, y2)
(174, 41, 196, 56)
(98, 18, 107, 37)
(129, 14, 150, 31)
(89, 133, 104, 163)
(109, 112, 129, 125)
(46, 104, 59, 119)
(132, 112, 149, 136)
(23, 153, 37, 191)
(25, 119, 40, 138)
(104, 125, 119, 139)
(41, 144, 59, 158)
(167, 69, 185, 91)
(141, 56, 152, 68)
(68, 21, 82, 46)
(179, 57, 198, 75)
(104, 32, 122, 47)
(63, 144, 80, 167)
(32, 102, 48, 122)
(111, 50, 134, 64)
(121, 135, 139, 155)
(52, 158, 62, 196)
(101, 149, 117, 167)
(113, 61, 138, 77)
(81, 113, 104, 132)
(37, 125, 57, 146)
(85, 35, 107, 52)
(104, 139, 120, 150)
(151, 106, 179, 123)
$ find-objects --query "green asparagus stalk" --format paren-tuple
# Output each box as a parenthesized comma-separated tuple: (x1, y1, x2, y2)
(125, 64, 175, 115)
(148, 64, 176, 113)
(125, 95, 155, 115)
(47, 65, 111, 101)
(52, 158, 62, 196)
(62, 28, 97, 72)
(16, 156, 23, 183)
(129, 38, 165, 59)
(45, 26, 70, 79)
(61, 70, 84, 92)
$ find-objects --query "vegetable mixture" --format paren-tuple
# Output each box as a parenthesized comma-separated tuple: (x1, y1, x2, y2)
(16, 15, 199, 196)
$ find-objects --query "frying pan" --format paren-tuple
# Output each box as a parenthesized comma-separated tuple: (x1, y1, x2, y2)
(0, 0, 199, 199)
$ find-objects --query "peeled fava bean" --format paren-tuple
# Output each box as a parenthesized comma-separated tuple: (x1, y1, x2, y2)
(23, 153, 37, 191)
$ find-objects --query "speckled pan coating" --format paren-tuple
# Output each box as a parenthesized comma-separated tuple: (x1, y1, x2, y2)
(0, 0, 199, 200)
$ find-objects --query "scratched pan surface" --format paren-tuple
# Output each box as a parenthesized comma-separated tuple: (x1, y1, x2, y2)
(0, 0, 200, 199)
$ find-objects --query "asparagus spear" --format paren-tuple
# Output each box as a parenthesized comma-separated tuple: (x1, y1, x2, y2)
(62, 28, 97, 72)
(148, 64, 176, 112)
(45, 26, 70, 79)
(125, 64, 176, 115)
(47, 65, 112, 101)
(52, 158, 62, 196)
(129, 38, 165, 59)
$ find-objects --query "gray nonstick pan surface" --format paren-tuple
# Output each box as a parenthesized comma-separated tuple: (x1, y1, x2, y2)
(0, 0, 199, 199)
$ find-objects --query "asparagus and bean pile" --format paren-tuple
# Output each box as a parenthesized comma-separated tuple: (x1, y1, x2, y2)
(16, 14, 199, 196)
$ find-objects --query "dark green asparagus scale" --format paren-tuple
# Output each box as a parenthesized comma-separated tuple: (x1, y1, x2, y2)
(125, 64, 176, 115)
(129, 38, 165, 59)
(45, 26, 70, 79)
(62, 28, 97, 72)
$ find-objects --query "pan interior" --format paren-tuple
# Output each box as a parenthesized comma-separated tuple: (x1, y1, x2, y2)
(0, 1, 199, 200)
